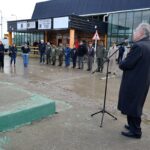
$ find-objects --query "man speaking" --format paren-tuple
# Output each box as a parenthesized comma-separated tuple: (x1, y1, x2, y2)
(118, 23, 150, 139)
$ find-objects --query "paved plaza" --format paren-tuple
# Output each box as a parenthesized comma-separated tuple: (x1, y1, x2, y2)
(0, 56, 150, 150)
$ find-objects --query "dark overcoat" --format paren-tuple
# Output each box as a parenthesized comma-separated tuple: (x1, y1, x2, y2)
(0, 44, 5, 60)
(118, 37, 150, 117)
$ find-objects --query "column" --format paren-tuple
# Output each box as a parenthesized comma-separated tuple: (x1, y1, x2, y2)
(69, 29, 75, 49)
(104, 34, 107, 48)
(8, 32, 12, 46)
(44, 31, 48, 43)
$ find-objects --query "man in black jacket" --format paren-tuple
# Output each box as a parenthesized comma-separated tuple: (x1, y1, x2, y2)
(118, 23, 150, 139)
(0, 41, 5, 71)
(77, 41, 87, 69)
(39, 40, 46, 64)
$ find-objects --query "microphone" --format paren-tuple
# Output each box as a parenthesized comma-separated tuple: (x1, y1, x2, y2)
(116, 42, 126, 46)
(116, 40, 133, 47)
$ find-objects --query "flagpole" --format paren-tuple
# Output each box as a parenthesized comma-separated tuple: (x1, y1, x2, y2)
(94, 34, 97, 64)
(93, 26, 100, 70)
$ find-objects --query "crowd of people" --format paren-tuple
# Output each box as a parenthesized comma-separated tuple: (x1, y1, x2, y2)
(0, 38, 132, 74)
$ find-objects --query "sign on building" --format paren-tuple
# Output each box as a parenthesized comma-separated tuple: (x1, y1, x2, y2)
(38, 19, 51, 29)
(17, 21, 27, 30)
(54, 17, 69, 29)
(27, 21, 36, 29)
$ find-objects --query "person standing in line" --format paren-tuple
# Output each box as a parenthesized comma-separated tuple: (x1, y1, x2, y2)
(51, 44, 57, 66)
(57, 43, 64, 66)
(9, 43, 17, 67)
(87, 42, 95, 71)
(71, 44, 78, 68)
(96, 41, 106, 72)
(39, 40, 46, 64)
(0, 41, 5, 71)
(64, 44, 71, 67)
(45, 42, 51, 65)
(77, 41, 87, 69)
(117, 45, 125, 64)
(107, 42, 118, 75)
(21, 43, 30, 67)
(118, 23, 150, 139)
(122, 44, 131, 60)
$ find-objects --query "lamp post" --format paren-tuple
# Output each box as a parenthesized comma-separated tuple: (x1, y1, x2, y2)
(11, 14, 17, 20)
(0, 10, 3, 40)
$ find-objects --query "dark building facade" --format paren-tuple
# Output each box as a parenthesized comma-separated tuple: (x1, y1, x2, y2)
(7, 0, 150, 48)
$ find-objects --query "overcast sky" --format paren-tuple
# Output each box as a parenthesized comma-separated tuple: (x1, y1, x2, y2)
(0, 0, 46, 37)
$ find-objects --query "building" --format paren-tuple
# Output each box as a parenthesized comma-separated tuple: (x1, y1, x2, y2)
(7, 0, 150, 48)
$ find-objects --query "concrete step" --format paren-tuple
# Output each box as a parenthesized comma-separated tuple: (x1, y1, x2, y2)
(0, 82, 56, 132)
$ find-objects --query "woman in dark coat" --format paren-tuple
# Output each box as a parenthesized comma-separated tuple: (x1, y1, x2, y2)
(118, 23, 150, 139)
(9, 43, 17, 66)
(0, 41, 5, 71)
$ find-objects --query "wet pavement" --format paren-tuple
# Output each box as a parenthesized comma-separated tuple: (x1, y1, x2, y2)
(0, 56, 150, 150)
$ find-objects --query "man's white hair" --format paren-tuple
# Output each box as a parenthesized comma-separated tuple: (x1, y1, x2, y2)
(137, 23, 150, 39)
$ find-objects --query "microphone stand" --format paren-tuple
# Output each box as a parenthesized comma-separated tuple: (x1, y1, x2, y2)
(91, 48, 119, 127)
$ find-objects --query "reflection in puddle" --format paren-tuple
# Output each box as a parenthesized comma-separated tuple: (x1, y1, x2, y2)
(10, 66, 16, 75)
(23, 67, 29, 79)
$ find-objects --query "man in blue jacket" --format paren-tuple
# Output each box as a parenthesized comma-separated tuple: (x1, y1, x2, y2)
(64, 44, 71, 67)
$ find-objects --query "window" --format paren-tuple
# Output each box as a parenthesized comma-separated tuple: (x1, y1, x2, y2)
(125, 12, 134, 34)
(108, 14, 112, 35)
(112, 13, 119, 25)
(133, 11, 142, 29)
(142, 10, 150, 23)
(118, 13, 126, 34)
(112, 14, 119, 34)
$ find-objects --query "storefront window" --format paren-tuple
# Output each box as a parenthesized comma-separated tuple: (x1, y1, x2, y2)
(118, 13, 126, 34)
(133, 11, 142, 29)
(125, 12, 134, 34)
(108, 14, 112, 36)
(112, 14, 119, 34)
(142, 10, 150, 23)
(107, 9, 150, 48)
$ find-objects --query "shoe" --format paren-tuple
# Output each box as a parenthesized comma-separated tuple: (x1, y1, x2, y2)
(87, 69, 90, 71)
(96, 70, 100, 72)
(121, 131, 141, 139)
(78, 67, 80, 69)
(124, 124, 130, 130)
